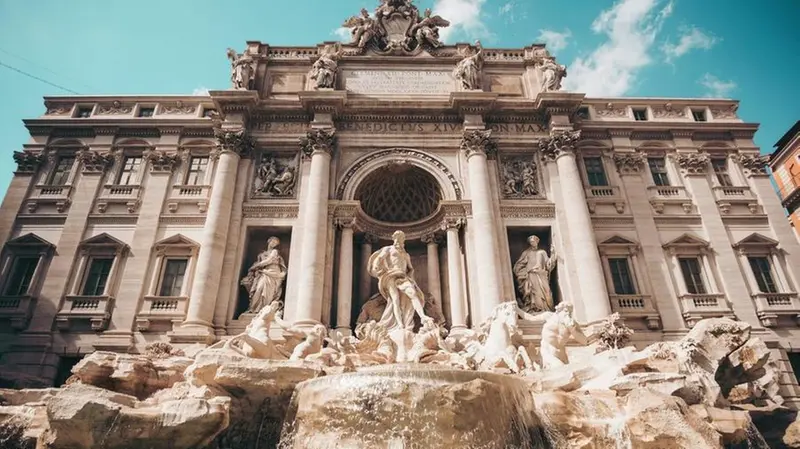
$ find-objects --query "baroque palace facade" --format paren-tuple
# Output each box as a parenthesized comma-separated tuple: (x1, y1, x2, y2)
(2, 0, 800, 404)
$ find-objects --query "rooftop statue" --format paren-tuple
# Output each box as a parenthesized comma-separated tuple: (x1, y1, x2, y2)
(409, 8, 450, 48)
(538, 55, 567, 92)
(453, 41, 484, 90)
(309, 43, 342, 89)
(225, 47, 255, 90)
(343, 8, 382, 49)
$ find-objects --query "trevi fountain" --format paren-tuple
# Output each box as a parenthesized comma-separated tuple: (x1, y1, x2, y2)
(1, 0, 799, 448)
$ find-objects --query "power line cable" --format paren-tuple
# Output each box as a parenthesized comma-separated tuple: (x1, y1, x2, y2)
(0, 47, 95, 91)
(0, 60, 80, 94)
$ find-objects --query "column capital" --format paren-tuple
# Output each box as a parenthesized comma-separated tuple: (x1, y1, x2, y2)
(732, 153, 770, 178)
(144, 150, 181, 174)
(460, 129, 496, 159)
(421, 233, 443, 245)
(300, 128, 336, 159)
(441, 216, 465, 231)
(213, 128, 254, 158)
(613, 151, 646, 175)
(675, 152, 710, 175)
(12, 150, 45, 175)
(77, 149, 114, 174)
(334, 217, 356, 229)
(538, 129, 581, 162)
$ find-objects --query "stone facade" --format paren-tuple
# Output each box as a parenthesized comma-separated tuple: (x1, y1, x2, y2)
(2, 5, 800, 409)
(770, 120, 800, 241)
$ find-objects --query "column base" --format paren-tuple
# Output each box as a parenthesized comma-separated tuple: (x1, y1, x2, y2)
(93, 331, 134, 352)
(168, 321, 217, 345)
(291, 319, 323, 332)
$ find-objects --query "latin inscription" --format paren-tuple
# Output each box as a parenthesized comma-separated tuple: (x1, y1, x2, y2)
(254, 121, 547, 134)
(343, 70, 453, 95)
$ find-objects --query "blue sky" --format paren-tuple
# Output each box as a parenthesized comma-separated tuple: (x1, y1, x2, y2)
(0, 0, 797, 197)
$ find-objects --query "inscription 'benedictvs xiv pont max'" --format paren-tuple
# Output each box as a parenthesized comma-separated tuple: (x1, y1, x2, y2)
(1, 0, 800, 447)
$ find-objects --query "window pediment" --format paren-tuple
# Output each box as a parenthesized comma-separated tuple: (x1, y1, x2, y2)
(599, 235, 639, 255)
(4, 233, 55, 250)
(80, 233, 129, 255)
(733, 233, 778, 249)
(154, 234, 199, 257)
(663, 233, 709, 249)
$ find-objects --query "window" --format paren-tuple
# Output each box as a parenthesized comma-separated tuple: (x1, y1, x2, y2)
(81, 258, 114, 296)
(583, 157, 608, 186)
(633, 109, 648, 121)
(202, 108, 217, 118)
(185, 156, 209, 185)
(608, 258, 636, 295)
(3, 256, 39, 296)
(679, 257, 707, 294)
(692, 110, 707, 122)
(576, 107, 590, 120)
(137, 107, 155, 118)
(647, 157, 670, 186)
(116, 156, 142, 185)
(48, 156, 74, 185)
(775, 166, 792, 191)
(748, 256, 778, 293)
(711, 158, 733, 186)
(158, 258, 188, 297)
(76, 106, 93, 118)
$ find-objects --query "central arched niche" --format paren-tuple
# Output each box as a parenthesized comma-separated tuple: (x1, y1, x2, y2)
(355, 163, 442, 223)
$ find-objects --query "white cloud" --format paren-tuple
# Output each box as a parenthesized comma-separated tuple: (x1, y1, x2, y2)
(192, 87, 209, 96)
(662, 26, 718, 61)
(433, 0, 489, 43)
(498, 1, 526, 23)
(537, 29, 572, 52)
(564, 0, 674, 96)
(498, 2, 514, 15)
(699, 73, 736, 98)
(333, 27, 352, 42)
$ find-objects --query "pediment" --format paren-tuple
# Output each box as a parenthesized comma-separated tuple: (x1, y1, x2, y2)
(733, 233, 778, 248)
(663, 233, 709, 248)
(154, 234, 199, 249)
(5, 233, 55, 248)
(81, 232, 128, 249)
(599, 235, 638, 246)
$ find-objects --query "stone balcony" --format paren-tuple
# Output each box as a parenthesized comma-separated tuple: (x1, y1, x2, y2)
(712, 186, 759, 214)
(55, 295, 113, 331)
(25, 184, 73, 213)
(135, 295, 189, 332)
(96, 184, 142, 214)
(679, 293, 735, 327)
(647, 185, 694, 214)
(166, 184, 210, 214)
(752, 292, 800, 327)
(585, 186, 625, 214)
(609, 294, 661, 329)
(0, 295, 35, 330)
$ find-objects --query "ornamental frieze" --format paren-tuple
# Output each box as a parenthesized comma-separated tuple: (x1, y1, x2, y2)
(675, 153, 710, 175)
(613, 152, 646, 175)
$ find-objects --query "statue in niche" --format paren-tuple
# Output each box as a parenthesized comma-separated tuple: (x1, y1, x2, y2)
(501, 158, 539, 198)
(453, 41, 484, 90)
(367, 230, 433, 331)
(538, 56, 567, 92)
(240, 237, 287, 313)
(309, 44, 341, 89)
(513, 235, 557, 313)
(226, 48, 255, 90)
(343, 8, 382, 48)
(253, 155, 296, 197)
(410, 8, 450, 48)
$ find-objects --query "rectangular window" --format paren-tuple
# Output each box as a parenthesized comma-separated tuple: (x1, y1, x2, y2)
(748, 256, 778, 293)
(116, 156, 142, 185)
(137, 107, 155, 118)
(81, 258, 114, 296)
(633, 109, 648, 121)
(647, 157, 670, 186)
(202, 108, 217, 118)
(3, 257, 39, 296)
(679, 257, 707, 294)
(608, 257, 636, 295)
(185, 156, 209, 185)
(583, 157, 608, 186)
(576, 107, 590, 120)
(48, 156, 75, 185)
(76, 106, 92, 118)
(775, 166, 792, 192)
(692, 110, 707, 122)
(711, 158, 733, 186)
(158, 258, 188, 297)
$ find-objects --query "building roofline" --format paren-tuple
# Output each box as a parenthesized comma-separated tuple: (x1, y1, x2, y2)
(770, 120, 800, 166)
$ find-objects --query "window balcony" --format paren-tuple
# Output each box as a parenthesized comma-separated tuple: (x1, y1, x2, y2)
(584, 186, 625, 214)
(135, 295, 189, 331)
(678, 293, 735, 327)
(25, 184, 73, 213)
(55, 295, 114, 331)
(752, 292, 800, 327)
(0, 295, 35, 330)
(96, 184, 142, 214)
(166, 185, 211, 213)
(712, 186, 759, 214)
(609, 294, 661, 329)
(647, 185, 694, 214)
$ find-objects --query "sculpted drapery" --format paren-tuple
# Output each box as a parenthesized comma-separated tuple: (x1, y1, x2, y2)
(513, 235, 557, 313)
(241, 237, 287, 313)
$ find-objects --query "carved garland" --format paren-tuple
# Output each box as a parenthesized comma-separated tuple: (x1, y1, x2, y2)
(613, 152, 646, 175)
(675, 153, 710, 175)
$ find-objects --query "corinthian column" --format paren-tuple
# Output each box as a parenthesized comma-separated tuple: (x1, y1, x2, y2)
(335, 218, 355, 335)
(442, 218, 467, 330)
(289, 128, 336, 328)
(176, 129, 252, 342)
(421, 233, 443, 319)
(540, 130, 611, 323)
(461, 130, 503, 323)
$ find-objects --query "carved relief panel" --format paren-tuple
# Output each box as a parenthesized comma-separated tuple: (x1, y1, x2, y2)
(499, 155, 542, 199)
(251, 151, 300, 199)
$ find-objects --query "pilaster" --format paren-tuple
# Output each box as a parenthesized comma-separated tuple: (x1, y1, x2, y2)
(0, 151, 45, 245)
